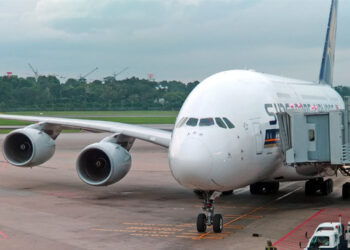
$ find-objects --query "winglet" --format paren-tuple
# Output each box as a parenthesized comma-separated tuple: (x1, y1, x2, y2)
(318, 0, 338, 86)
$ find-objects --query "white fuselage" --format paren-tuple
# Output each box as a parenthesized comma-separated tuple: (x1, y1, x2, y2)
(168, 70, 344, 191)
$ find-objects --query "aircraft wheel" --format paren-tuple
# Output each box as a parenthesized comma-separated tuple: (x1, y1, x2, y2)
(267, 182, 279, 194)
(213, 214, 223, 233)
(197, 213, 207, 233)
(305, 180, 317, 196)
(321, 179, 333, 196)
(342, 183, 350, 200)
(250, 183, 261, 195)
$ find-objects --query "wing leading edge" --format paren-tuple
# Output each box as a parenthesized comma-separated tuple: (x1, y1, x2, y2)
(0, 114, 172, 148)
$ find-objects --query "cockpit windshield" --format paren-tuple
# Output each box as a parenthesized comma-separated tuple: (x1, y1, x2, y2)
(186, 118, 199, 127)
(215, 118, 227, 129)
(177, 117, 235, 129)
(199, 118, 214, 127)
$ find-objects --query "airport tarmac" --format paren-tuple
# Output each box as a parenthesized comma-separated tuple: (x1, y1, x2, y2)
(0, 132, 349, 250)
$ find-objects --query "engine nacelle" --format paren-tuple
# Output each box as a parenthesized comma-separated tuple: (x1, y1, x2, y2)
(76, 142, 131, 186)
(3, 128, 56, 167)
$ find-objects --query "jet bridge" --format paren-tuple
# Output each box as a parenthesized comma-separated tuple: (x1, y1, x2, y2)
(276, 98, 350, 199)
(276, 97, 350, 170)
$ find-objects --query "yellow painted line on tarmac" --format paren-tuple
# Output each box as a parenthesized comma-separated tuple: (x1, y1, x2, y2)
(92, 188, 301, 241)
(123, 222, 173, 227)
(175, 224, 193, 227)
(127, 226, 184, 232)
(90, 228, 137, 233)
(131, 233, 169, 238)
(181, 232, 201, 235)
(224, 214, 262, 219)
(225, 225, 245, 229)
(224, 206, 264, 227)
(139, 231, 175, 235)
(176, 235, 200, 240)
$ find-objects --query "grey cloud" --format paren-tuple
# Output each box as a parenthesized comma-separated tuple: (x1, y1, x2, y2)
(0, 0, 348, 85)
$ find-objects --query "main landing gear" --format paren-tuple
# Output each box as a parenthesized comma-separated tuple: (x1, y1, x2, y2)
(342, 182, 350, 199)
(250, 182, 279, 195)
(305, 178, 333, 196)
(196, 191, 223, 233)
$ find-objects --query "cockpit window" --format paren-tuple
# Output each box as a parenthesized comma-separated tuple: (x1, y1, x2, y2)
(215, 118, 227, 129)
(199, 118, 215, 127)
(176, 117, 188, 128)
(223, 117, 235, 129)
(186, 118, 198, 127)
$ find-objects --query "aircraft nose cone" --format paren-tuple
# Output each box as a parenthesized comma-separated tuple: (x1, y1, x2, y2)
(169, 137, 214, 190)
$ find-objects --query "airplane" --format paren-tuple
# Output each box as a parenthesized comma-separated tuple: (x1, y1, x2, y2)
(0, 0, 347, 234)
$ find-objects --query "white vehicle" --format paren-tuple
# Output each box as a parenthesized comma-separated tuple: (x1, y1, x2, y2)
(315, 222, 344, 240)
(0, 0, 348, 233)
(305, 230, 340, 250)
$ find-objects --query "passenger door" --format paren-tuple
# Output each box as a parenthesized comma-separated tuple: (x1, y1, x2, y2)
(253, 122, 263, 155)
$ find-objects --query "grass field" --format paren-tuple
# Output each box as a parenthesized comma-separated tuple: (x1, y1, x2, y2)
(0, 111, 178, 133)
(5, 111, 178, 116)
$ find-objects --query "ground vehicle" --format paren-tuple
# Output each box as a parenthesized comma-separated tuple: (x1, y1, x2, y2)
(305, 221, 350, 249)
(306, 230, 340, 249)
(315, 222, 344, 240)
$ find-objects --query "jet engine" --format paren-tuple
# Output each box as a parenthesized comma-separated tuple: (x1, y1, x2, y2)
(3, 128, 55, 167)
(76, 142, 131, 186)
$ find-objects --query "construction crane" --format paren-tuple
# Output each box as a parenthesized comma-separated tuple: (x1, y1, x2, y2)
(79, 67, 98, 83)
(28, 63, 39, 81)
(113, 67, 129, 80)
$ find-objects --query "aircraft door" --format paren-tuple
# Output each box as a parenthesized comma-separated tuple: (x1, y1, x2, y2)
(253, 122, 263, 155)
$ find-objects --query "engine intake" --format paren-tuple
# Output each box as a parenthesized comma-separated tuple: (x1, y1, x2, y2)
(3, 128, 56, 167)
(76, 142, 131, 186)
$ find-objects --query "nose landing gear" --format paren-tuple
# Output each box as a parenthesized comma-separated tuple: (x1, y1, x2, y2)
(196, 191, 223, 233)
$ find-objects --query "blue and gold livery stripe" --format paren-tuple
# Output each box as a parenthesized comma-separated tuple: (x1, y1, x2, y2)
(264, 129, 280, 148)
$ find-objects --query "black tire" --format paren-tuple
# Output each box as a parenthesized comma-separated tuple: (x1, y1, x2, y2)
(213, 214, 223, 233)
(222, 190, 233, 196)
(250, 183, 261, 195)
(342, 183, 350, 200)
(197, 213, 207, 233)
(321, 179, 329, 195)
(268, 182, 279, 194)
(305, 180, 316, 196)
(321, 179, 333, 196)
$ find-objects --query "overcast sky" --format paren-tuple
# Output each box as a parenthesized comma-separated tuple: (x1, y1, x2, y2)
(0, 0, 349, 85)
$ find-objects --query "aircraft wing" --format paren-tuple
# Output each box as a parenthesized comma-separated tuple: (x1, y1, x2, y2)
(0, 114, 172, 147)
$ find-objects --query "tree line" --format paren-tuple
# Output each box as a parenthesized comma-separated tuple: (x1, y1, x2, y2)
(0, 74, 348, 112)
(0, 75, 199, 111)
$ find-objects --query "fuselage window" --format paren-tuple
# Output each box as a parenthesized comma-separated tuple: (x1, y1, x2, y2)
(186, 118, 198, 127)
(215, 118, 227, 129)
(308, 129, 315, 141)
(176, 117, 188, 128)
(199, 118, 215, 127)
(223, 117, 235, 129)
